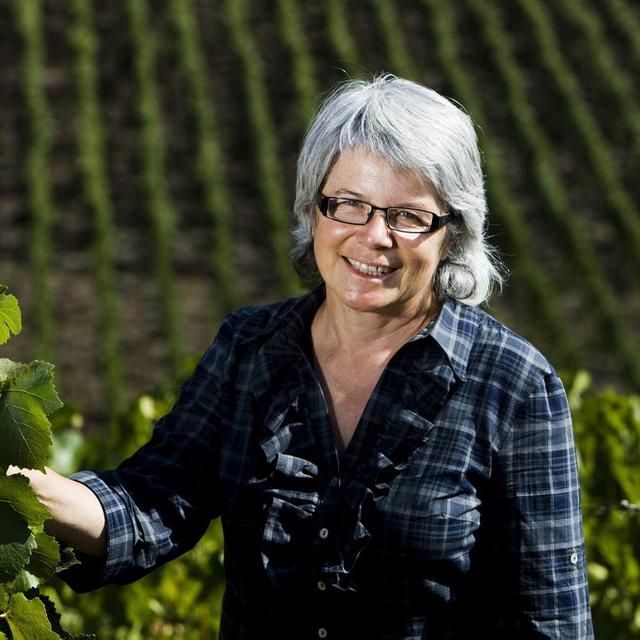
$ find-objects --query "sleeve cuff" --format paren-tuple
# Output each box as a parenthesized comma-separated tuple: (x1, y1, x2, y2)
(60, 470, 135, 591)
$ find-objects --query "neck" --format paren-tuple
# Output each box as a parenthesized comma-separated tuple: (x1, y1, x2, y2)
(313, 293, 438, 362)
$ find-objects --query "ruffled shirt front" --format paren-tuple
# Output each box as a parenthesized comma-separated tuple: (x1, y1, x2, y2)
(64, 287, 593, 639)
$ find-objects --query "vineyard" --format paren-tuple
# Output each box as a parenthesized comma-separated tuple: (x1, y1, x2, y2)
(1, 0, 640, 426)
(1, 1, 640, 637)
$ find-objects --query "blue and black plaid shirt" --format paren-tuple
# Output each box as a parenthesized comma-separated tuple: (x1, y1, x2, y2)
(66, 287, 593, 638)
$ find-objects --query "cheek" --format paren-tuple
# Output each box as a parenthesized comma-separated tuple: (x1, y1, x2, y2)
(313, 217, 350, 255)
(312, 224, 338, 272)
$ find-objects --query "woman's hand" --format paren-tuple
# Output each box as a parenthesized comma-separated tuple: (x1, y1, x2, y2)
(7, 465, 107, 558)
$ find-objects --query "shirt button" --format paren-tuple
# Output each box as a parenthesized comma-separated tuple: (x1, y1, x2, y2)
(318, 628, 328, 638)
(570, 552, 579, 565)
(330, 477, 339, 487)
(319, 527, 329, 539)
(317, 580, 327, 591)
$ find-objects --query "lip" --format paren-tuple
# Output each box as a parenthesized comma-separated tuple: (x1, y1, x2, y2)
(343, 256, 399, 279)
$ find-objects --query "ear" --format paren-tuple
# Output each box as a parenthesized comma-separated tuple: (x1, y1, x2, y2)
(438, 227, 452, 262)
(309, 206, 320, 236)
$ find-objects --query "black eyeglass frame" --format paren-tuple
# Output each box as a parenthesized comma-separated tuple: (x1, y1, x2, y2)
(315, 193, 451, 234)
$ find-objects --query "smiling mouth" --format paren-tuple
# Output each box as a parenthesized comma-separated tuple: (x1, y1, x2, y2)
(345, 257, 397, 277)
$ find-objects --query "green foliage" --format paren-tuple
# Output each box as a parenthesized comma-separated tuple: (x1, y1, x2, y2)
(0, 361, 61, 471)
(275, 0, 317, 128)
(169, 0, 239, 316)
(325, 0, 362, 78)
(466, 0, 640, 388)
(0, 291, 21, 347)
(126, 0, 183, 378)
(368, 0, 417, 79)
(4, 593, 61, 640)
(43, 378, 225, 639)
(602, 0, 640, 71)
(420, 0, 575, 365)
(221, 0, 301, 297)
(567, 371, 640, 638)
(557, 0, 640, 173)
(0, 287, 93, 639)
(13, 0, 56, 362)
(69, 0, 124, 418)
(518, 0, 640, 274)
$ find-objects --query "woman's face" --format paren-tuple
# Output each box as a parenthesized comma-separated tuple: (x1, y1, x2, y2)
(313, 148, 448, 319)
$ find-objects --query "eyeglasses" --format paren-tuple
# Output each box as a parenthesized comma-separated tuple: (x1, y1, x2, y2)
(316, 193, 451, 234)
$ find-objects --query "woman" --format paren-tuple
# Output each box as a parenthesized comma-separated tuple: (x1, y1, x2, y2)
(22, 75, 593, 638)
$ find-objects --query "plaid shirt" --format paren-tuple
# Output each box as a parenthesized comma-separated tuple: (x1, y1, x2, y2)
(65, 287, 593, 639)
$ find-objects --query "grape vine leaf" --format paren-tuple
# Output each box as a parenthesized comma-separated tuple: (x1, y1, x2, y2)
(0, 505, 35, 583)
(56, 545, 80, 573)
(0, 582, 9, 610)
(0, 289, 21, 346)
(26, 532, 59, 581)
(0, 360, 63, 417)
(0, 475, 51, 528)
(0, 360, 62, 470)
(39, 595, 96, 640)
(5, 593, 62, 640)
(9, 569, 39, 594)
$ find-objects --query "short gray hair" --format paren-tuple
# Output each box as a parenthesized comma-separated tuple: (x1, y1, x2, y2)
(291, 74, 505, 306)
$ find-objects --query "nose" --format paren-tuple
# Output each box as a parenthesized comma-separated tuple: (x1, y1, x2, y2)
(358, 208, 394, 247)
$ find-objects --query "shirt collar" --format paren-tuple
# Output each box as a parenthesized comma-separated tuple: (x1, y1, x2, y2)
(259, 287, 482, 381)
(411, 298, 482, 381)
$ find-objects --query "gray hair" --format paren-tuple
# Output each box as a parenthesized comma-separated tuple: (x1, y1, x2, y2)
(291, 74, 505, 306)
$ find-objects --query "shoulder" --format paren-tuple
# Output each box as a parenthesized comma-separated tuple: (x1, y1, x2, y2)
(445, 303, 571, 442)
(200, 288, 320, 362)
(219, 293, 311, 344)
(454, 301, 557, 400)
(188, 294, 309, 389)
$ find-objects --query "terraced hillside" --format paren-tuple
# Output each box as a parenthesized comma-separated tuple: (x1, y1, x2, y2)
(1, 0, 639, 429)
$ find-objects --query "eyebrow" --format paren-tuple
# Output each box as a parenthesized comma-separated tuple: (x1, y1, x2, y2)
(333, 188, 365, 198)
(331, 189, 435, 211)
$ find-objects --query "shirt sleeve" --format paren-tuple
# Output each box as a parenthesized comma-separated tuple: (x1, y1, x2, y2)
(490, 370, 594, 639)
(60, 319, 234, 592)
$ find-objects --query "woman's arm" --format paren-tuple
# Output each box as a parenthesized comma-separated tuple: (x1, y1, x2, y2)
(492, 370, 593, 638)
(8, 466, 107, 557)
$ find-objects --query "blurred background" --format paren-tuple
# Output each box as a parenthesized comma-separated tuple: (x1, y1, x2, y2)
(2, 0, 640, 428)
(1, 0, 640, 637)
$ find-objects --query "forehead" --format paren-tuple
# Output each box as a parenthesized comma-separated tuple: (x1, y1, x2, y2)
(323, 148, 438, 204)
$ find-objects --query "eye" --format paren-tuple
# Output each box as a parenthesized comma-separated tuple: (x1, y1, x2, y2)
(334, 198, 368, 212)
(341, 199, 366, 208)
(395, 209, 424, 223)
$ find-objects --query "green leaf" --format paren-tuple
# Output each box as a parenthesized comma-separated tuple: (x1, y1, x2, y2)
(56, 546, 80, 573)
(0, 582, 9, 611)
(0, 361, 62, 470)
(37, 596, 96, 639)
(0, 291, 21, 346)
(26, 532, 59, 581)
(9, 570, 39, 594)
(0, 361, 63, 417)
(5, 593, 62, 640)
(0, 359, 22, 385)
(0, 475, 51, 528)
(0, 505, 35, 583)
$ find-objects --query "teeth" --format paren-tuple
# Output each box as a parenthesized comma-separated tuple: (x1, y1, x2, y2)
(348, 258, 394, 276)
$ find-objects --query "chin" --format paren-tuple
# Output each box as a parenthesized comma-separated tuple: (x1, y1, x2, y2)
(339, 289, 399, 313)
